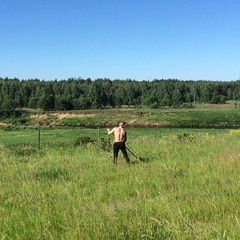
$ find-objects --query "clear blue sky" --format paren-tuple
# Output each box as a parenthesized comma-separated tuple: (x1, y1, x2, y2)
(1, 0, 239, 81)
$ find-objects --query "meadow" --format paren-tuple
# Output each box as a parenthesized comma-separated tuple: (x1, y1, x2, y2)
(1, 126, 240, 239)
(3, 101, 240, 128)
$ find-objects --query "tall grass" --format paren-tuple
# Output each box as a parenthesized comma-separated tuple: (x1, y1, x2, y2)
(1, 130, 240, 239)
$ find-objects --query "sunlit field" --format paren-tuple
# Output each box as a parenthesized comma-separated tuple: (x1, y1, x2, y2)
(0, 126, 229, 147)
(1, 127, 240, 239)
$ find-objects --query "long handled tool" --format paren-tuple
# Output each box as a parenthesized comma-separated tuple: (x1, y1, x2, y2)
(126, 147, 148, 162)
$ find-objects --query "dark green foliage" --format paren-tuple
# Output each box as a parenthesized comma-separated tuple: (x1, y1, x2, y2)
(1, 77, 240, 114)
(0, 110, 27, 118)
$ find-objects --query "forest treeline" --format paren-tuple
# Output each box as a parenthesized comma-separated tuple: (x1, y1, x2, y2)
(1, 77, 240, 112)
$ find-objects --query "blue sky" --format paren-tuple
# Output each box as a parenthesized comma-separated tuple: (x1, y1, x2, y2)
(1, 0, 239, 81)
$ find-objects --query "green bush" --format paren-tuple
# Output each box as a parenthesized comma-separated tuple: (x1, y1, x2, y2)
(99, 137, 112, 151)
(176, 132, 197, 141)
(12, 145, 37, 156)
(74, 136, 95, 146)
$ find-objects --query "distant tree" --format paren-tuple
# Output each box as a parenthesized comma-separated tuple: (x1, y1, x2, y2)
(160, 95, 172, 108)
(219, 95, 227, 104)
(28, 97, 39, 109)
(0, 77, 239, 112)
(227, 88, 233, 100)
(1, 97, 14, 111)
(38, 95, 55, 111)
(88, 82, 107, 108)
(211, 93, 220, 104)
(77, 96, 92, 109)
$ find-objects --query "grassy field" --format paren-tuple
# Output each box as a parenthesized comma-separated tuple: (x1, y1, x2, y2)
(0, 126, 229, 147)
(2, 101, 240, 128)
(40, 107, 240, 128)
(1, 126, 240, 239)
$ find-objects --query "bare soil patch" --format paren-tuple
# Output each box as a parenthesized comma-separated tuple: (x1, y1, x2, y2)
(30, 113, 96, 120)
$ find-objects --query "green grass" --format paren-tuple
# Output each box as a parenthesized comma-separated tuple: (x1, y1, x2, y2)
(1, 128, 240, 239)
(0, 126, 100, 147)
(0, 126, 229, 147)
(4, 101, 240, 128)
(44, 109, 240, 128)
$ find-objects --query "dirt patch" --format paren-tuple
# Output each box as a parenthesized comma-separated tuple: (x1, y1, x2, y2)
(128, 119, 137, 124)
(30, 113, 96, 120)
(30, 114, 49, 120)
(0, 122, 9, 126)
(50, 113, 96, 120)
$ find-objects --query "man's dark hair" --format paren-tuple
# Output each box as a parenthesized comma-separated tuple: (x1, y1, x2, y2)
(119, 121, 126, 126)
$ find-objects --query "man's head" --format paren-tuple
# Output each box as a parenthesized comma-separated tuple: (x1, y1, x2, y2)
(119, 121, 126, 127)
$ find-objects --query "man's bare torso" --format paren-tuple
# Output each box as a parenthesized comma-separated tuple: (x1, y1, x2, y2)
(109, 126, 126, 142)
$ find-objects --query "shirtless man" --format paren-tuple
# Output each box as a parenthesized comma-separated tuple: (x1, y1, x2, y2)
(107, 121, 130, 164)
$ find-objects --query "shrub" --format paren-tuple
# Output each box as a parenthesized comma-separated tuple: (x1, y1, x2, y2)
(176, 132, 196, 141)
(99, 137, 112, 151)
(74, 136, 95, 146)
(13, 145, 37, 156)
(230, 129, 240, 134)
